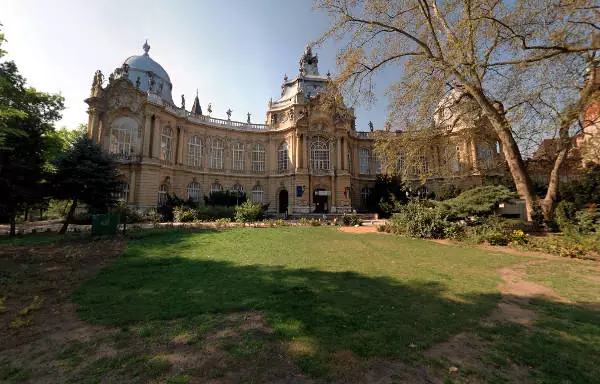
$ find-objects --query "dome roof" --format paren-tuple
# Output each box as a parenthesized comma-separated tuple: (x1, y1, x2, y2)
(434, 86, 480, 132)
(122, 40, 174, 104)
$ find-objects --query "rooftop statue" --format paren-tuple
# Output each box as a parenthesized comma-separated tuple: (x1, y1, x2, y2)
(247, 112, 251, 124)
(226, 108, 232, 120)
(181, 94, 185, 110)
(207, 103, 212, 115)
(299, 44, 319, 76)
(92, 70, 104, 87)
(369, 121, 374, 132)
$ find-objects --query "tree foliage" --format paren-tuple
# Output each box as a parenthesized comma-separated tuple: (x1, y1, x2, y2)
(438, 185, 517, 219)
(0, 27, 64, 235)
(317, 0, 600, 220)
(52, 136, 120, 233)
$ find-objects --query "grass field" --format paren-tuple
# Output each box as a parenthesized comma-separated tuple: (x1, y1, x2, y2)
(72, 227, 525, 377)
(2, 226, 599, 383)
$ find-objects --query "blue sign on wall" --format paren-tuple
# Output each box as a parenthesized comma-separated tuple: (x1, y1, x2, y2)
(296, 186, 304, 197)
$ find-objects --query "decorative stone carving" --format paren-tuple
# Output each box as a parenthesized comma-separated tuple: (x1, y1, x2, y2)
(369, 121, 374, 132)
(299, 44, 319, 76)
(226, 108, 232, 120)
(92, 70, 104, 87)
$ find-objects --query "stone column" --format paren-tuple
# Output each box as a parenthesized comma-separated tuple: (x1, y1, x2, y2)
(336, 137, 342, 171)
(295, 134, 300, 170)
(331, 176, 336, 211)
(129, 170, 136, 204)
(143, 115, 151, 158)
(87, 109, 100, 143)
(177, 126, 184, 164)
(470, 137, 479, 171)
(303, 134, 308, 170)
(153, 117, 161, 159)
(343, 139, 348, 170)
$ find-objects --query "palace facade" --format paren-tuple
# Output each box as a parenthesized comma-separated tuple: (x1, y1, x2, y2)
(85, 41, 506, 214)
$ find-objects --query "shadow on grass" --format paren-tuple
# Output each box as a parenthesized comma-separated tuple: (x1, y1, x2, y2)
(72, 230, 600, 381)
(73, 230, 503, 376)
(477, 297, 600, 384)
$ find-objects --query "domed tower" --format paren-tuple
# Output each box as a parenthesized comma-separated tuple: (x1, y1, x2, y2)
(123, 40, 174, 104)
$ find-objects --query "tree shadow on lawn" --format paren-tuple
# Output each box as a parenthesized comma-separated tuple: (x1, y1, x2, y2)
(71, 230, 600, 380)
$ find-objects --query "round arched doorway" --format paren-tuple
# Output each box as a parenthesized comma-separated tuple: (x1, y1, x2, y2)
(279, 189, 288, 213)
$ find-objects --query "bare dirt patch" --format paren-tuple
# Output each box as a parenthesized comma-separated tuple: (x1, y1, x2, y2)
(338, 226, 379, 234)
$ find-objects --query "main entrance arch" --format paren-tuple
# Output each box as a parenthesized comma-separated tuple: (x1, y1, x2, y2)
(279, 189, 288, 213)
(313, 189, 329, 213)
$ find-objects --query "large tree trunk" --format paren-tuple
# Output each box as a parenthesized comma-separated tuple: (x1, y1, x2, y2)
(60, 199, 77, 234)
(463, 83, 537, 221)
(9, 214, 16, 237)
(542, 148, 568, 219)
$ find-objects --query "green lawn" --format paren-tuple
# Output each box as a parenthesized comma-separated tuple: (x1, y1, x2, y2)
(73, 227, 526, 376)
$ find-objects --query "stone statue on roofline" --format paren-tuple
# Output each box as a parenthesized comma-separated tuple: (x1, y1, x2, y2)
(207, 103, 212, 115)
(247, 112, 251, 124)
(369, 121, 374, 132)
(226, 108, 232, 120)
(181, 94, 185, 110)
(92, 70, 104, 87)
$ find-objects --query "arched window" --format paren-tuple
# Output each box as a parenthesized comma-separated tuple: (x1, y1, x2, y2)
(278, 142, 289, 171)
(160, 126, 173, 161)
(310, 137, 330, 171)
(252, 185, 264, 203)
(115, 181, 129, 202)
(110, 116, 137, 156)
(477, 143, 494, 169)
(412, 155, 429, 175)
(252, 143, 265, 172)
(232, 143, 245, 171)
(210, 183, 223, 195)
(360, 186, 371, 206)
(231, 183, 246, 196)
(187, 136, 202, 167)
(187, 182, 201, 203)
(210, 139, 224, 169)
(157, 184, 168, 206)
(359, 148, 370, 174)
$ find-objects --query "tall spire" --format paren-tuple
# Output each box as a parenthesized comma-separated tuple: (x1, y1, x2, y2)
(143, 39, 150, 56)
(191, 89, 202, 116)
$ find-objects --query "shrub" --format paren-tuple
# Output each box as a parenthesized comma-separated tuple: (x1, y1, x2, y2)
(275, 219, 286, 226)
(309, 218, 321, 226)
(439, 186, 517, 219)
(435, 184, 461, 201)
(389, 201, 455, 239)
(461, 215, 525, 246)
(215, 217, 231, 228)
(299, 217, 309, 225)
(234, 201, 264, 223)
(342, 212, 362, 226)
(195, 206, 235, 221)
(173, 206, 197, 223)
(204, 191, 247, 207)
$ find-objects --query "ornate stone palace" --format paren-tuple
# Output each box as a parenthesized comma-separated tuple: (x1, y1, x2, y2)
(85, 41, 507, 214)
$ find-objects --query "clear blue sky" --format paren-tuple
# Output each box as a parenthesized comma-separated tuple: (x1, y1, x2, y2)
(1, 0, 388, 131)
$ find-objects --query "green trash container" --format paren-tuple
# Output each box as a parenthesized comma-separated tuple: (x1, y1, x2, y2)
(92, 212, 120, 235)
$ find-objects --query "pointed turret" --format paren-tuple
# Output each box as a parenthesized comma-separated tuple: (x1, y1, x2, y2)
(191, 90, 202, 116)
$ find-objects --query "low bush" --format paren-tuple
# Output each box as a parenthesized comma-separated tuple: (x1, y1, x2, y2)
(389, 201, 456, 239)
(342, 212, 362, 226)
(173, 206, 197, 223)
(234, 201, 265, 223)
(460, 215, 520, 246)
(309, 218, 321, 226)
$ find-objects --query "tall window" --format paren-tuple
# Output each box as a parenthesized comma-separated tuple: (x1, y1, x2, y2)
(210, 139, 224, 169)
(252, 143, 265, 172)
(396, 152, 404, 174)
(252, 185, 264, 203)
(110, 116, 137, 156)
(375, 153, 384, 174)
(210, 183, 223, 195)
(160, 127, 173, 161)
(187, 182, 201, 203)
(477, 143, 494, 169)
(115, 181, 129, 202)
(359, 148, 370, 174)
(187, 136, 203, 167)
(278, 142, 289, 171)
(310, 137, 330, 170)
(413, 155, 429, 175)
(157, 184, 168, 206)
(445, 146, 461, 172)
(360, 186, 370, 206)
(232, 143, 245, 171)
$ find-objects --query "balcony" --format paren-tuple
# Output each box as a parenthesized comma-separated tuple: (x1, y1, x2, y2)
(111, 154, 141, 163)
